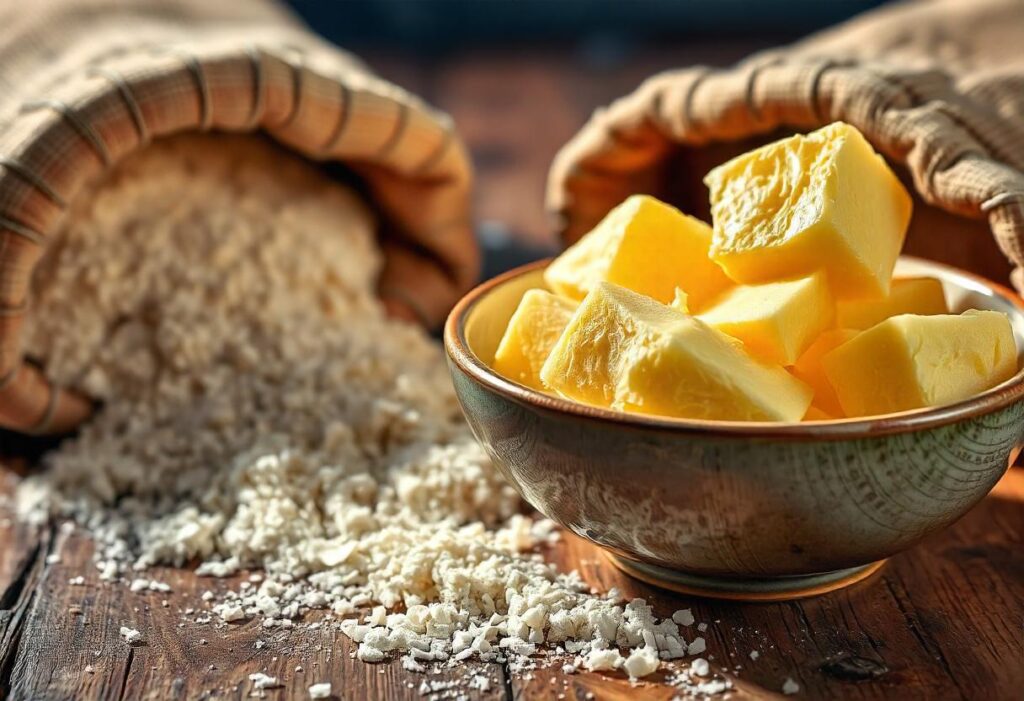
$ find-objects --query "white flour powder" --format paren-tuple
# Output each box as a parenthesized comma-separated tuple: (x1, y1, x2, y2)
(15, 135, 723, 689)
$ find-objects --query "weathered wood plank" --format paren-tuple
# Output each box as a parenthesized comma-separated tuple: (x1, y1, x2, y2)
(0, 464, 47, 700)
(1, 522, 507, 701)
(0, 468, 42, 603)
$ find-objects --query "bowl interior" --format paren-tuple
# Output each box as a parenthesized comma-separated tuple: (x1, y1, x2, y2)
(464, 266, 549, 366)
(463, 257, 1024, 408)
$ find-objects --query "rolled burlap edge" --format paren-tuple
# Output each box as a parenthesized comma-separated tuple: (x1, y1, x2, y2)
(546, 53, 1024, 297)
(0, 19, 476, 435)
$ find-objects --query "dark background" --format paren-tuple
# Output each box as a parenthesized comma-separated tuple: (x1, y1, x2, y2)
(285, 1, 886, 52)
(285, 0, 895, 277)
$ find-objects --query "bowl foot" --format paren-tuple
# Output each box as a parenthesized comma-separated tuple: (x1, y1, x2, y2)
(605, 552, 886, 602)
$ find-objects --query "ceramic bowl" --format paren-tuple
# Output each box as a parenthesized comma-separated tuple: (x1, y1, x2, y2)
(444, 257, 1024, 599)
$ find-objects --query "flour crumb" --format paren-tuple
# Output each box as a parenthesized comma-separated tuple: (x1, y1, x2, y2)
(215, 603, 246, 623)
(129, 578, 171, 593)
(119, 627, 142, 645)
(671, 608, 695, 626)
(783, 677, 800, 695)
(401, 656, 427, 673)
(249, 673, 281, 691)
(307, 682, 331, 699)
(584, 649, 624, 672)
(622, 646, 660, 679)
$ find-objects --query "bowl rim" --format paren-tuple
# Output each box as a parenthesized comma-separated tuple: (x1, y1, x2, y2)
(444, 256, 1024, 440)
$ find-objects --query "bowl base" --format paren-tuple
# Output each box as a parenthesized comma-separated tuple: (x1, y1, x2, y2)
(605, 552, 886, 602)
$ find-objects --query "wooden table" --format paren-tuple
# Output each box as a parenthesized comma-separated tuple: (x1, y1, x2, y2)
(2, 42, 1023, 700)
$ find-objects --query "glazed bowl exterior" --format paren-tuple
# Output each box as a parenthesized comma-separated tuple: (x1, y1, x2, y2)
(444, 257, 1024, 578)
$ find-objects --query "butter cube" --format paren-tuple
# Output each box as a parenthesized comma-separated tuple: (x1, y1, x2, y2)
(697, 273, 833, 366)
(493, 289, 577, 391)
(803, 406, 835, 422)
(705, 122, 912, 298)
(670, 288, 690, 314)
(822, 311, 1018, 417)
(544, 195, 732, 308)
(791, 329, 860, 417)
(836, 277, 947, 330)
(540, 282, 813, 422)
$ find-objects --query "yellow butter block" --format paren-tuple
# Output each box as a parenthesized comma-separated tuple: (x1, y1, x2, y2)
(836, 277, 948, 330)
(803, 406, 836, 422)
(705, 122, 912, 299)
(670, 288, 690, 314)
(544, 194, 732, 308)
(791, 328, 860, 417)
(822, 311, 1018, 417)
(493, 289, 577, 391)
(540, 281, 813, 422)
(697, 273, 833, 366)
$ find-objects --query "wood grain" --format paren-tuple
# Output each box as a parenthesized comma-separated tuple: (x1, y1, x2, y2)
(0, 468, 46, 700)
(0, 517, 508, 700)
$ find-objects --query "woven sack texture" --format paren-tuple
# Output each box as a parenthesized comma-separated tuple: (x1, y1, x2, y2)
(0, 0, 476, 433)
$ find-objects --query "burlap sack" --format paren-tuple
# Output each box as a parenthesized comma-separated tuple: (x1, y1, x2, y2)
(548, 0, 1024, 296)
(0, 0, 476, 434)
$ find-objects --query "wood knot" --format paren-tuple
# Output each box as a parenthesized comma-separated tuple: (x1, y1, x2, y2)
(820, 655, 889, 682)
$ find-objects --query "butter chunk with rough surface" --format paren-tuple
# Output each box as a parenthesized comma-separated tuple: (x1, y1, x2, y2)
(836, 277, 947, 330)
(803, 406, 835, 421)
(540, 281, 813, 422)
(791, 328, 860, 417)
(697, 273, 833, 366)
(493, 289, 577, 391)
(671, 288, 690, 314)
(822, 311, 1018, 417)
(705, 122, 912, 299)
(544, 194, 732, 307)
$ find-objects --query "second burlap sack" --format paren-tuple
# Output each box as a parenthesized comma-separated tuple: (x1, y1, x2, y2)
(549, 0, 1024, 297)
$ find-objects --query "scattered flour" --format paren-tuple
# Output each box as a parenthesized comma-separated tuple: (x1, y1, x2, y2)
(584, 648, 624, 672)
(119, 627, 143, 645)
(129, 578, 171, 593)
(307, 682, 332, 699)
(672, 608, 695, 626)
(249, 672, 281, 690)
(15, 135, 714, 686)
(623, 646, 660, 679)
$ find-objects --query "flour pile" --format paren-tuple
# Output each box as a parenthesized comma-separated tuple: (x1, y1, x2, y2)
(14, 135, 718, 686)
